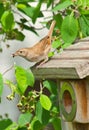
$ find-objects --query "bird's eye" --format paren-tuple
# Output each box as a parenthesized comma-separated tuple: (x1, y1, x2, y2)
(20, 51, 22, 53)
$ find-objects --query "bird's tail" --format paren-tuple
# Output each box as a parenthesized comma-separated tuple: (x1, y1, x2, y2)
(47, 20, 56, 37)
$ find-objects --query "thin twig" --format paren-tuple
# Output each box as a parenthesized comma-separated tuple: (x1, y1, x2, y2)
(2, 65, 14, 76)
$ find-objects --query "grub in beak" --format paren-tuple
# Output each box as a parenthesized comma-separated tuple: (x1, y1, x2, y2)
(12, 52, 18, 57)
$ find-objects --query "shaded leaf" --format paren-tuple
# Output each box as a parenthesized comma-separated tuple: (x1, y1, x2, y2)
(43, 80, 57, 95)
(13, 29, 25, 41)
(53, 0, 73, 11)
(18, 112, 33, 126)
(6, 29, 25, 41)
(47, 0, 54, 8)
(52, 39, 62, 49)
(1, 11, 15, 31)
(0, 119, 12, 130)
(31, 117, 43, 130)
(40, 94, 52, 111)
(0, 4, 5, 19)
(79, 15, 89, 37)
(17, 4, 43, 20)
(36, 101, 50, 125)
(61, 15, 78, 44)
(53, 14, 63, 29)
(5, 122, 18, 130)
(15, 66, 35, 94)
(32, 1, 42, 23)
(52, 117, 62, 130)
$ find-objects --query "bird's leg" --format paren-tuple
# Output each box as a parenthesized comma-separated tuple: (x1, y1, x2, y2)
(37, 56, 48, 68)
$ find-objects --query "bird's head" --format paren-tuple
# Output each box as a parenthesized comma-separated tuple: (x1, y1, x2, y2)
(12, 48, 28, 58)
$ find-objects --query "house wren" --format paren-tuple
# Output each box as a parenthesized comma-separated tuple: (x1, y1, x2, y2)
(13, 20, 56, 65)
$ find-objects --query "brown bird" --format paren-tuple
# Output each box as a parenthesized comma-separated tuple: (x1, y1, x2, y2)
(12, 20, 56, 66)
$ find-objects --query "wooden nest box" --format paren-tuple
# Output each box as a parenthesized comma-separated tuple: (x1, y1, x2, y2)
(32, 37, 89, 130)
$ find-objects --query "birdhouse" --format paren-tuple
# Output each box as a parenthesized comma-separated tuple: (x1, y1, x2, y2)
(32, 37, 89, 130)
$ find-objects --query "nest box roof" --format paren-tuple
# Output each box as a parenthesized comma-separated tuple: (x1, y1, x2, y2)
(32, 37, 89, 79)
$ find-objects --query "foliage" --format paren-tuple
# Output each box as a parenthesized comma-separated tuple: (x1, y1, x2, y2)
(0, 0, 89, 51)
(0, 0, 89, 129)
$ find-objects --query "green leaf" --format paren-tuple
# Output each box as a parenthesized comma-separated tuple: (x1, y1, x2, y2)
(61, 15, 78, 44)
(13, 29, 25, 41)
(32, 1, 42, 23)
(53, 0, 73, 11)
(79, 15, 89, 37)
(52, 39, 62, 49)
(48, 51, 54, 58)
(15, 66, 35, 94)
(1, 11, 15, 31)
(40, 94, 52, 111)
(31, 117, 43, 130)
(47, 0, 54, 8)
(18, 112, 33, 127)
(77, 0, 89, 7)
(52, 118, 62, 130)
(0, 4, 5, 19)
(16, 0, 31, 2)
(5, 122, 18, 130)
(43, 80, 57, 95)
(53, 14, 63, 29)
(0, 73, 3, 98)
(36, 101, 50, 125)
(17, 4, 43, 20)
(0, 119, 12, 130)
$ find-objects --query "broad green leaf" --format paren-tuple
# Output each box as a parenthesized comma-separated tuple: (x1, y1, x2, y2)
(53, 14, 63, 29)
(15, 66, 35, 94)
(17, 4, 43, 20)
(5, 122, 18, 130)
(31, 117, 43, 130)
(18, 112, 33, 126)
(47, 0, 54, 8)
(61, 15, 78, 44)
(0, 4, 5, 19)
(32, 1, 42, 23)
(36, 101, 50, 125)
(52, 117, 62, 130)
(52, 40, 62, 49)
(79, 15, 89, 37)
(0, 73, 3, 97)
(40, 94, 52, 111)
(53, 0, 73, 11)
(43, 80, 57, 95)
(0, 119, 12, 130)
(1, 11, 15, 31)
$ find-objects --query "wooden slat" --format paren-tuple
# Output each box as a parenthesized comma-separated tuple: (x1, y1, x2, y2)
(32, 37, 89, 79)
(53, 50, 89, 60)
(65, 42, 89, 50)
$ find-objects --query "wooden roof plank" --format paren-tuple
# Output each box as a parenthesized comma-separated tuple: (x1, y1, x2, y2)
(32, 37, 89, 79)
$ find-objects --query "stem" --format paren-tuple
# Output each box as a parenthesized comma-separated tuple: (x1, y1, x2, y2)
(2, 65, 14, 76)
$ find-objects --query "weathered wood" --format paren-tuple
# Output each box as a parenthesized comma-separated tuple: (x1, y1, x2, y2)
(60, 79, 89, 123)
(32, 37, 89, 79)
(31, 37, 89, 130)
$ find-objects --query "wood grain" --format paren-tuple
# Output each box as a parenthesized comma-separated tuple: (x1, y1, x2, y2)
(32, 37, 89, 79)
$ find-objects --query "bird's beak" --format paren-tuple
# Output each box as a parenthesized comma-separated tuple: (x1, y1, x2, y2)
(12, 52, 18, 58)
